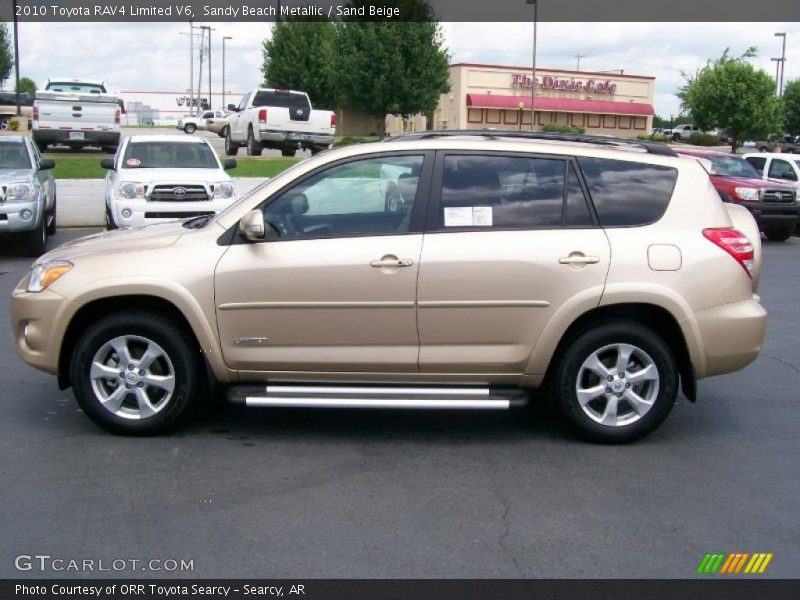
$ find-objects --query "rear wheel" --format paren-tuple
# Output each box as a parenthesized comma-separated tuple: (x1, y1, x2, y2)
(184, 123, 197, 134)
(764, 226, 793, 242)
(70, 311, 203, 435)
(246, 127, 262, 156)
(550, 321, 678, 443)
(224, 126, 239, 156)
(759, 146, 768, 152)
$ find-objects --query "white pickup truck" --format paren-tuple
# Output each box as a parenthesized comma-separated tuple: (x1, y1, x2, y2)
(32, 78, 122, 153)
(224, 88, 336, 157)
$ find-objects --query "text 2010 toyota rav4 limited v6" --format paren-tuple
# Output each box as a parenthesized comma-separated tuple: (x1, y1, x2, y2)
(10, 132, 767, 443)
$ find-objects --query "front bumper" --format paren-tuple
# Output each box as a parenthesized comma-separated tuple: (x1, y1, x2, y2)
(0, 199, 43, 234)
(258, 130, 335, 147)
(33, 129, 120, 147)
(742, 202, 800, 229)
(109, 197, 237, 228)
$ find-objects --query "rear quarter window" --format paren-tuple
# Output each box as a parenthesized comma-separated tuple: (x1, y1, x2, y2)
(577, 157, 678, 227)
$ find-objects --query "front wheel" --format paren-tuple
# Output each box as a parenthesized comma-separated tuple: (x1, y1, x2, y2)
(45, 193, 57, 236)
(550, 321, 678, 443)
(23, 217, 47, 257)
(184, 123, 197, 134)
(764, 226, 793, 242)
(70, 311, 204, 435)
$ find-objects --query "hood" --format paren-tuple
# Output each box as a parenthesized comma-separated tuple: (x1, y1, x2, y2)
(37, 221, 185, 263)
(710, 174, 794, 190)
(766, 177, 800, 190)
(0, 169, 34, 182)
(116, 167, 229, 183)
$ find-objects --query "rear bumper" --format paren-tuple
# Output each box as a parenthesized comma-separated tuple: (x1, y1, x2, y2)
(33, 129, 120, 147)
(686, 296, 767, 379)
(258, 130, 335, 147)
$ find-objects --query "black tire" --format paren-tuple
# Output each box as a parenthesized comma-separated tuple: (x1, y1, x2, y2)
(34, 140, 47, 152)
(105, 205, 118, 230)
(0, 117, 9, 130)
(184, 123, 197, 134)
(23, 216, 47, 257)
(764, 226, 793, 242)
(224, 127, 239, 156)
(101, 146, 117, 154)
(67, 144, 82, 152)
(69, 311, 204, 435)
(309, 146, 326, 156)
(672, 133, 680, 142)
(246, 127, 262, 156)
(759, 146, 768, 153)
(218, 126, 228, 139)
(45, 192, 57, 236)
(550, 320, 678, 443)
(281, 147, 297, 157)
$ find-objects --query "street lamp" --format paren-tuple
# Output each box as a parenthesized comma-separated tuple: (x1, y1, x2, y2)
(200, 26, 212, 109)
(774, 32, 786, 97)
(222, 36, 233, 109)
(526, 0, 538, 131)
(518, 101, 525, 131)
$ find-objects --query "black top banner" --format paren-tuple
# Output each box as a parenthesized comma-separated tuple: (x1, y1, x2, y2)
(2, 0, 799, 22)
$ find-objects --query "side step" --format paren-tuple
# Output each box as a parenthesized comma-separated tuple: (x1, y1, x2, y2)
(228, 385, 528, 410)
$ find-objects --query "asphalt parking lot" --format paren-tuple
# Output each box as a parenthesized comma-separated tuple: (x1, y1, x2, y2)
(0, 230, 798, 579)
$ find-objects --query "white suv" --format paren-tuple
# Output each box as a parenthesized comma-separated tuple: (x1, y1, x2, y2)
(102, 135, 238, 229)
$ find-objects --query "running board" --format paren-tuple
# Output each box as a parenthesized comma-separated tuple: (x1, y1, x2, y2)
(228, 385, 528, 410)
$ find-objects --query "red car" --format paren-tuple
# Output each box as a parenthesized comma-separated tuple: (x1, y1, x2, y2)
(679, 149, 799, 242)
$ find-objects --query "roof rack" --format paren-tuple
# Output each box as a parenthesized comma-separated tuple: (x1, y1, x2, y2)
(386, 129, 678, 157)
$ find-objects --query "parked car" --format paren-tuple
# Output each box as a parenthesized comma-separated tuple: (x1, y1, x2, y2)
(743, 153, 800, 191)
(0, 91, 34, 130)
(0, 136, 56, 256)
(225, 88, 336, 157)
(32, 78, 122, 152)
(177, 110, 225, 134)
(753, 134, 799, 154)
(206, 113, 231, 137)
(679, 149, 799, 242)
(101, 135, 238, 229)
(10, 132, 767, 443)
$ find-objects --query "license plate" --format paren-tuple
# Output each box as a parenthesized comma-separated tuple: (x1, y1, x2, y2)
(69, 132, 85, 140)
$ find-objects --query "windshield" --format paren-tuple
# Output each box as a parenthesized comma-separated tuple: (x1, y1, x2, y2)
(706, 155, 761, 178)
(0, 143, 32, 169)
(46, 82, 107, 94)
(122, 142, 220, 169)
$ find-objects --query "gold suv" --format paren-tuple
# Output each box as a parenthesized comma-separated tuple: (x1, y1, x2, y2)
(10, 132, 767, 442)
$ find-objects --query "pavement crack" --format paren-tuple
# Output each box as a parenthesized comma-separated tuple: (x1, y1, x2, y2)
(495, 483, 523, 576)
(767, 355, 800, 377)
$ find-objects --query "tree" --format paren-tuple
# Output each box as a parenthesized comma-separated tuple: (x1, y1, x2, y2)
(336, 0, 450, 133)
(262, 18, 339, 109)
(0, 23, 13, 88)
(15, 76, 36, 95)
(783, 79, 800, 136)
(678, 48, 783, 152)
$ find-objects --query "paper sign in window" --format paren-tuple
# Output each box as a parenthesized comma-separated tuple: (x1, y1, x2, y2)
(443, 206, 493, 227)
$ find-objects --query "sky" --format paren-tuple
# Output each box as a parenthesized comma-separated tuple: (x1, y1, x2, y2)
(7, 21, 800, 118)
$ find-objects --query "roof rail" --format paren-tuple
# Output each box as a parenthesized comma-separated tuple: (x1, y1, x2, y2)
(386, 129, 678, 157)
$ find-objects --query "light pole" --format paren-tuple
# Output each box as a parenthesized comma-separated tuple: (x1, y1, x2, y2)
(222, 36, 232, 109)
(200, 26, 212, 110)
(13, 0, 21, 116)
(526, 0, 538, 131)
(771, 58, 782, 97)
(774, 32, 786, 97)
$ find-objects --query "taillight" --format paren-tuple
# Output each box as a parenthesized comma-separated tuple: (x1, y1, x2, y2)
(114, 108, 120, 124)
(258, 109, 267, 124)
(330, 113, 337, 127)
(32, 105, 39, 121)
(703, 228, 754, 278)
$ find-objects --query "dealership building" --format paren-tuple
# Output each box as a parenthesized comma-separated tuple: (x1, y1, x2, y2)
(428, 63, 656, 137)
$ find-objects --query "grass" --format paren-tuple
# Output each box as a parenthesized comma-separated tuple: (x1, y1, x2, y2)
(48, 156, 300, 179)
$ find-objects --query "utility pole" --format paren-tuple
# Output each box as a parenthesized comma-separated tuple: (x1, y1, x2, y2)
(774, 32, 786, 97)
(526, 0, 537, 132)
(222, 36, 233, 109)
(180, 23, 203, 114)
(13, 0, 21, 116)
(575, 53, 587, 71)
(199, 26, 214, 110)
(197, 31, 205, 111)
(771, 58, 782, 96)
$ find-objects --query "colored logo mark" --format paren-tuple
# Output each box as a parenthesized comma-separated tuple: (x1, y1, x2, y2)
(697, 553, 773, 574)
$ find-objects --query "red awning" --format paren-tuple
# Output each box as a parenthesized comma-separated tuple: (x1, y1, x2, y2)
(466, 93, 655, 116)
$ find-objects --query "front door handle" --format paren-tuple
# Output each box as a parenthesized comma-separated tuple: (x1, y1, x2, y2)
(559, 253, 600, 265)
(370, 257, 414, 268)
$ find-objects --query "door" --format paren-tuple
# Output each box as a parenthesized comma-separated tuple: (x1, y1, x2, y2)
(215, 152, 432, 373)
(229, 93, 251, 140)
(417, 152, 611, 374)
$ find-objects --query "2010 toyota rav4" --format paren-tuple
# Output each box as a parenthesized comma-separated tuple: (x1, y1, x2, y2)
(10, 132, 767, 443)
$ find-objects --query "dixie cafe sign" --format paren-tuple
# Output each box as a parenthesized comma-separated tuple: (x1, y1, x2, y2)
(512, 73, 617, 94)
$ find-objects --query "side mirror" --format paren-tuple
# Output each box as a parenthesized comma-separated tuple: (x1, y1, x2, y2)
(38, 158, 55, 170)
(100, 158, 115, 170)
(223, 158, 237, 170)
(238, 209, 266, 242)
(227, 104, 238, 112)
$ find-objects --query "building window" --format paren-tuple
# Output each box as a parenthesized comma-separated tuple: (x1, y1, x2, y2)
(571, 114, 586, 127)
(602, 115, 617, 128)
(503, 110, 519, 125)
(633, 117, 647, 130)
(467, 108, 483, 124)
(587, 114, 601, 128)
(486, 109, 501, 124)
(521, 111, 532, 125)
(618, 116, 632, 129)
(537, 111, 555, 125)
(556, 112, 569, 125)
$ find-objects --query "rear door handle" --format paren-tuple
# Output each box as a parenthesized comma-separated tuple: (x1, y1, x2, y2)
(370, 258, 414, 268)
(559, 255, 600, 265)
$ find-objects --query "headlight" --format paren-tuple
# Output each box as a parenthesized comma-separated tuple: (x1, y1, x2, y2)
(118, 182, 144, 200)
(213, 181, 236, 199)
(734, 187, 760, 201)
(5, 182, 35, 202)
(26, 260, 73, 293)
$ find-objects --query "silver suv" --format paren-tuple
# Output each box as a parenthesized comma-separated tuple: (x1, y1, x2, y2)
(10, 132, 767, 442)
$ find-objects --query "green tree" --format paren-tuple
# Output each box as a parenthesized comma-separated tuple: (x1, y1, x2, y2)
(0, 23, 13, 88)
(336, 0, 450, 132)
(15, 76, 36, 95)
(678, 48, 783, 152)
(783, 79, 800, 136)
(262, 17, 338, 109)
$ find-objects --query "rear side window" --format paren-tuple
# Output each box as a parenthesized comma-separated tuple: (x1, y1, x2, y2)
(578, 157, 678, 226)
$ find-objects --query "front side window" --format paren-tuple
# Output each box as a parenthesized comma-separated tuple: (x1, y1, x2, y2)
(768, 159, 798, 181)
(578, 157, 678, 226)
(745, 156, 767, 172)
(263, 155, 424, 239)
(437, 155, 588, 230)
(122, 142, 219, 169)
